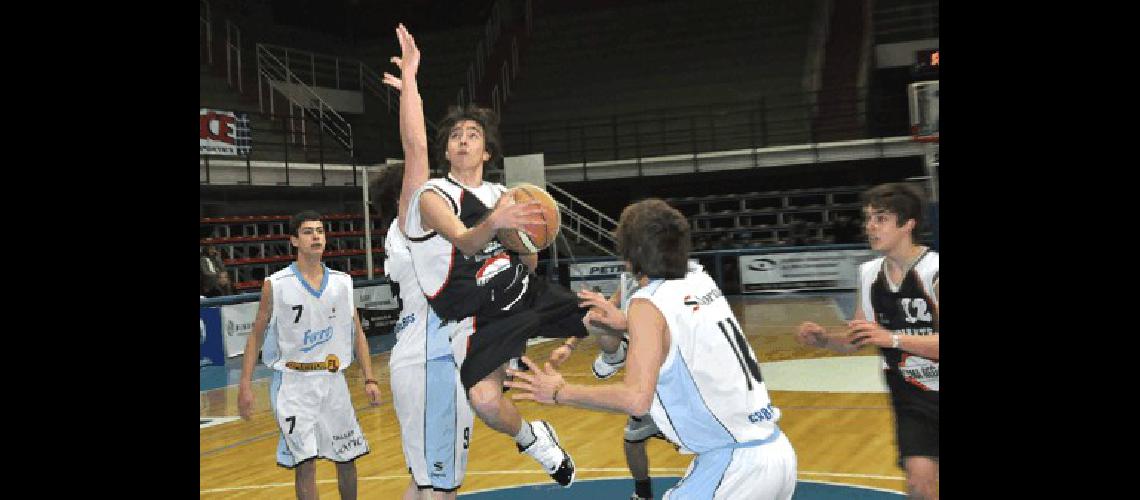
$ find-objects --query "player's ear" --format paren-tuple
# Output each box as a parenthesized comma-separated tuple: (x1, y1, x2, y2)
(482, 151, 490, 162)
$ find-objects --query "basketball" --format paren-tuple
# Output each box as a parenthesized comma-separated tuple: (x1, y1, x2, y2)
(496, 183, 561, 254)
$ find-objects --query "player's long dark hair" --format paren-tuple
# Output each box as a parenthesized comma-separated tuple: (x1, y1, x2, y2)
(434, 103, 503, 171)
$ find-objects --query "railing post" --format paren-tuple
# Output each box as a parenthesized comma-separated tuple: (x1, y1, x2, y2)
(634, 120, 642, 177)
(690, 116, 699, 173)
(759, 97, 768, 148)
(225, 20, 232, 88)
(611, 115, 618, 161)
(283, 112, 290, 181)
(310, 53, 316, 86)
(318, 108, 326, 185)
(257, 60, 264, 113)
(236, 27, 242, 93)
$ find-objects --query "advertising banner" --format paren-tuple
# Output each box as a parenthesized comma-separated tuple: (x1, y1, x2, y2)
(739, 249, 877, 292)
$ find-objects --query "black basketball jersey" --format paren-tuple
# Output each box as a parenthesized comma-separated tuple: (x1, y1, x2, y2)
(404, 175, 531, 321)
(859, 249, 939, 416)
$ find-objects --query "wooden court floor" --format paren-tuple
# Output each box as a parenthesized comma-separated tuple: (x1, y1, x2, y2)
(200, 295, 907, 497)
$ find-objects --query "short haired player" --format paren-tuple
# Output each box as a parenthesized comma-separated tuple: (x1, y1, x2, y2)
(237, 210, 383, 500)
(795, 182, 939, 499)
(507, 199, 798, 499)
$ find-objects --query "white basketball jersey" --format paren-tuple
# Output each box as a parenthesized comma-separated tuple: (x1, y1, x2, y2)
(262, 264, 356, 373)
(386, 219, 473, 369)
(636, 264, 781, 454)
(403, 175, 508, 299)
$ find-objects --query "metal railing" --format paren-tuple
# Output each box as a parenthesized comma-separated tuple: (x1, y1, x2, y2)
(502, 87, 906, 172)
(255, 44, 354, 158)
(225, 20, 242, 92)
(546, 182, 617, 255)
(199, 109, 362, 186)
(874, 0, 939, 43)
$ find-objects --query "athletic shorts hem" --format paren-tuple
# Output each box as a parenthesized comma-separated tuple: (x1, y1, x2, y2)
(276, 450, 371, 469)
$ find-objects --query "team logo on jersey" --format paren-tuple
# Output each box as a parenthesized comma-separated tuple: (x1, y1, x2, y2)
(683, 295, 701, 312)
(900, 298, 933, 324)
(683, 289, 723, 312)
(475, 253, 513, 286)
(300, 325, 334, 352)
(897, 353, 938, 391)
(326, 354, 340, 372)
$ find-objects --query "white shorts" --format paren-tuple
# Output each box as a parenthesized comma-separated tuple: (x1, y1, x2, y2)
(269, 370, 369, 467)
(664, 429, 797, 500)
(390, 318, 474, 491)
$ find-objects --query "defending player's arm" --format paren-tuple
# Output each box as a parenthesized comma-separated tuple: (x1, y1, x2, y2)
(381, 24, 429, 232)
(579, 288, 628, 334)
(352, 309, 383, 405)
(238, 280, 275, 420)
(507, 298, 666, 416)
(418, 190, 544, 257)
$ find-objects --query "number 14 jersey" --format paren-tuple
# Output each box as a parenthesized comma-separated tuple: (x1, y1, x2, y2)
(635, 264, 780, 455)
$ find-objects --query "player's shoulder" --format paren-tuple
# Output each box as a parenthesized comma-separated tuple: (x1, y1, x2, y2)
(915, 249, 938, 279)
(860, 256, 885, 273)
(268, 266, 296, 282)
(327, 268, 352, 284)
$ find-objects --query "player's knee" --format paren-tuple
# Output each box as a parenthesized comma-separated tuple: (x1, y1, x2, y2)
(467, 382, 501, 413)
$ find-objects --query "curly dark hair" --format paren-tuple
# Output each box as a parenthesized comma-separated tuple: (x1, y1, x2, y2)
(615, 199, 691, 279)
(434, 103, 503, 170)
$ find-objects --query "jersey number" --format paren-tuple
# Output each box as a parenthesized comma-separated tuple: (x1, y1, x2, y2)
(717, 317, 763, 390)
(285, 416, 296, 434)
(292, 305, 303, 323)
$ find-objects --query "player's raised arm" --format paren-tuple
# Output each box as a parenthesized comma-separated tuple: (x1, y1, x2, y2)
(381, 24, 429, 233)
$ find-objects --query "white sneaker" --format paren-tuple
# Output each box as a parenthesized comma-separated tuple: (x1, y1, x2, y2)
(592, 338, 628, 380)
(518, 420, 576, 487)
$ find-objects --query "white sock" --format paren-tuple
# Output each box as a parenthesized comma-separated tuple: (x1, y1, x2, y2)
(514, 420, 536, 448)
(603, 339, 627, 363)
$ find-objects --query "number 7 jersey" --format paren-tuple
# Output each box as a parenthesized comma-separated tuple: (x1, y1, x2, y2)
(635, 264, 780, 454)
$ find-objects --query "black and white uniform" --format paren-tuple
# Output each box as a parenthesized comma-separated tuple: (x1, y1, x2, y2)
(261, 264, 369, 468)
(859, 248, 939, 465)
(405, 175, 588, 390)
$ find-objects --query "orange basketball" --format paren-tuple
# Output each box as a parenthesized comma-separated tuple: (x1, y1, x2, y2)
(496, 183, 561, 254)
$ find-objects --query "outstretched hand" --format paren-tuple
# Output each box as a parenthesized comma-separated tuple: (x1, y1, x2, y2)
(503, 356, 566, 405)
(381, 23, 421, 92)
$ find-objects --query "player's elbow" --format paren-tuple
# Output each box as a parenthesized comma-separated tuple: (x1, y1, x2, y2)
(627, 389, 654, 416)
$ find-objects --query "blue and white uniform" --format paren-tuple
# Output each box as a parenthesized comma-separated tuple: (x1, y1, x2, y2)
(633, 264, 797, 499)
(262, 264, 369, 467)
(386, 218, 475, 492)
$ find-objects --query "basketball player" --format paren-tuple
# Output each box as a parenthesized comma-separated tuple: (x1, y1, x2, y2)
(399, 60, 589, 487)
(237, 210, 383, 500)
(375, 25, 473, 499)
(507, 199, 798, 499)
(573, 281, 667, 500)
(795, 182, 939, 499)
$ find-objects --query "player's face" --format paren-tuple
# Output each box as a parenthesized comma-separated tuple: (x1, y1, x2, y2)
(447, 120, 491, 171)
(291, 221, 326, 257)
(863, 206, 912, 252)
